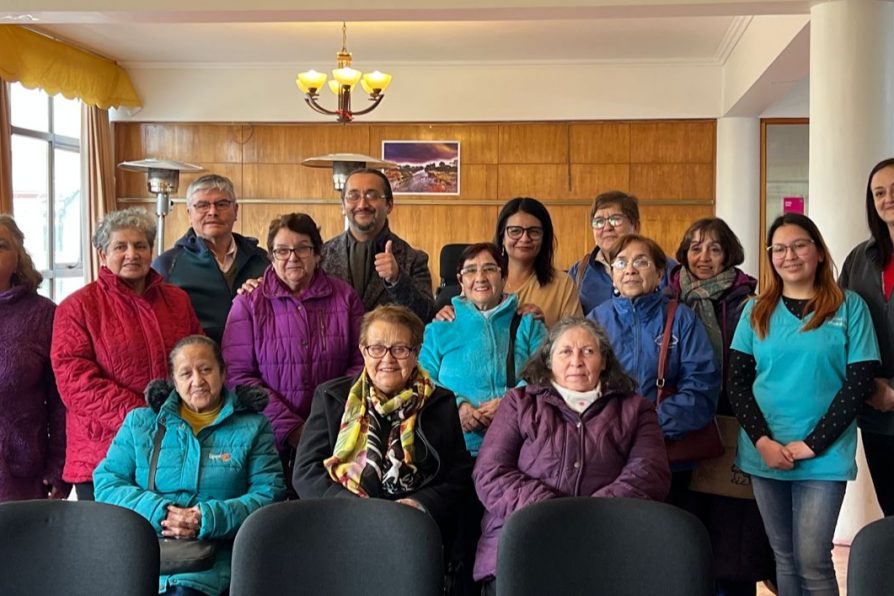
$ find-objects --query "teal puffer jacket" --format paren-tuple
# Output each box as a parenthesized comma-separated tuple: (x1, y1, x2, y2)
(94, 382, 286, 595)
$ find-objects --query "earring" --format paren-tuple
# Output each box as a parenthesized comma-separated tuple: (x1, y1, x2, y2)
(612, 286, 620, 297)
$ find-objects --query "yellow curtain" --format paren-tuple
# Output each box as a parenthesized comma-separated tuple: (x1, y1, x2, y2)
(0, 26, 141, 110)
(83, 104, 117, 281)
(0, 80, 11, 215)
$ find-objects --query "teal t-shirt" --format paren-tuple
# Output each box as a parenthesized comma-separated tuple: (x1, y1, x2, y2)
(731, 291, 879, 481)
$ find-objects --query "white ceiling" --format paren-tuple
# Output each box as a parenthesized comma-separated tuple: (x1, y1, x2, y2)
(37, 16, 745, 67)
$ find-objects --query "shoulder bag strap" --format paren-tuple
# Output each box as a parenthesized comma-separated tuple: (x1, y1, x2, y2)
(506, 312, 523, 388)
(574, 253, 590, 287)
(148, 422, 167, 493)
(655, 299, 679, 406)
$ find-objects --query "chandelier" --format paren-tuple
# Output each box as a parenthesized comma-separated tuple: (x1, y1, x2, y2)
(296, 23, 392, 123)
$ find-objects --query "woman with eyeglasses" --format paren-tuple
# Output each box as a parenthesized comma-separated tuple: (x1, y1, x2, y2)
(729, 213, 879, 595)
(569, 191, 676, 314)
(222, 213, 364, 482)
(587, 233, 719, 503)
(839, 158, 894, 518)
(668, 218, 773, 596)
(293, 305, 473, 548)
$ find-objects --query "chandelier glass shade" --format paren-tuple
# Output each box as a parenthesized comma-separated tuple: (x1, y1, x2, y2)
(296, 23, 392, 123)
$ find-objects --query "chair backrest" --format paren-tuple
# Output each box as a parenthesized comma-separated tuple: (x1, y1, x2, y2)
(0, 500, 159, 596)
(438, 243, 471, 288)
(496, 497, 712, 596)
(230, 499, 444, 596)
(848, 515, 894, 596)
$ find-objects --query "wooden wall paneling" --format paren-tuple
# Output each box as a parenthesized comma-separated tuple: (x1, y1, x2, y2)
(238, 203, 347, 247)
(569, 123, 631, 164)
(368, 124, 500, 164)
(570, 164, 631, 199)
(115, 123, 244, 164)
(498, 164, 572, 200)
(243, 164, 341, 201)
(628, 121, 715, 164)
(548, 203, 597, 270)
(456, 164, 500, 200)
(116, 163, 245, 201)
(628, 163, 714, 201)
(243, 124, 370, 164)
(499, 123, 569, 164)
(639, 204, 715, 256)
(387, 203, 499, 286)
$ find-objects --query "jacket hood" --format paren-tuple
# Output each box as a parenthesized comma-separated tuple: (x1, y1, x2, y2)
(144, 379, 269, 413)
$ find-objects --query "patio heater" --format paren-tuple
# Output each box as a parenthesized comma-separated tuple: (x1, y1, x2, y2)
(117, 159, 204, 254)
(301, 153, 396, 191)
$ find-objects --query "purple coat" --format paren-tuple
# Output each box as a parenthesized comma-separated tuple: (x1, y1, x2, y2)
(222, 267, 364, 451)
(472, 383, 671, 580)
(0, 287, 68, 500)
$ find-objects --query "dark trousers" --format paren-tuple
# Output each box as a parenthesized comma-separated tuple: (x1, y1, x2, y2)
(162, 587, 207, 596)
(74, 482, 95, 501)
(862, 430, 894, 516)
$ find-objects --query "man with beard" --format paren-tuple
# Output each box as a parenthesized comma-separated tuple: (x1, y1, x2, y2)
(321, 168, 435, 322)
(153, 174, 269, 344)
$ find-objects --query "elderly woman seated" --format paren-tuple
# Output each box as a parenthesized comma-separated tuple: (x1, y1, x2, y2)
(293, 304, 473, 542)
(94, 335, 285, 596)
(472, 317, 671, 591)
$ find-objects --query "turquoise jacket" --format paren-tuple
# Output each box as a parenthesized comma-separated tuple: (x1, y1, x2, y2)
(94, 383, 285, 595)
(420, 294, 547, 455)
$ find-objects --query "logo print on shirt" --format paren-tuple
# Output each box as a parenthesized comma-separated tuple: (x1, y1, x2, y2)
(209, 452, 232, 462)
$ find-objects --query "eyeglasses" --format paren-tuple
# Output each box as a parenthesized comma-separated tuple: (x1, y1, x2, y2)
(766, 239, 815, 259)
(345, 189, 387, 203)
(190, 199, 234, 213)
(459, 264, 501, 277)
(362, 344, 416, 359)
(504, 225, 544, 241)
(611, 257, 654, 271)
(271, 245, 315, 261)
(592, 214, 628, 230)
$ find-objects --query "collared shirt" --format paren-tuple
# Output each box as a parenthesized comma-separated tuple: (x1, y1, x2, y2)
(211, 235, 237, 272)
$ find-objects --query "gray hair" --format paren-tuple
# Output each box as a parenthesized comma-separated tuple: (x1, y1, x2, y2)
(186, 174, 236, 207)
(92, 208, 157, 252)
(520, 316, 636, 393)
(168, 335, 225, 375)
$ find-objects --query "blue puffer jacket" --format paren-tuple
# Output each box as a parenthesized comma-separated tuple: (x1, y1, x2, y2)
(94, 383, 285, 596)
(419, 294, 547, 455)
(587, 291, 719, 441)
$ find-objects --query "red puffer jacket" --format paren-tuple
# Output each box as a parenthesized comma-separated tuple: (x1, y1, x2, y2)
(51, 267, 202, 483)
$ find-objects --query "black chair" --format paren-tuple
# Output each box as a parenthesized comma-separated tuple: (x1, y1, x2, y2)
(496, 497, 712, 596)
(435, 243, 471, 311)
(0, 500, 159, 596)
(848, 515, 894, 595)
(230, 499, 443, 596)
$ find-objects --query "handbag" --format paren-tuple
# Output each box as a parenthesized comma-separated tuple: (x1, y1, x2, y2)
(689, 415, 755, 499)
(149, 423, 217, 575)
(656, 299, 724, 463)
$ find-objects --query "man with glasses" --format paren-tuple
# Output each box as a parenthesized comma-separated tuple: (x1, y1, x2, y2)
(321, 168, 435, 322)
(153, 174, 269, 344)
(569, 190, 676, 314)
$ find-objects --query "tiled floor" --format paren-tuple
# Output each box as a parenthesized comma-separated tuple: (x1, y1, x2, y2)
(755, 545, 849, 595)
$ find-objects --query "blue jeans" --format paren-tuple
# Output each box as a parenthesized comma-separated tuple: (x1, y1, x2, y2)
(751, 476, 846, 596)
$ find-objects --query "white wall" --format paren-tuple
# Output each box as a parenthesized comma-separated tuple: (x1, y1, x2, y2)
(112, 62, 722, 122)
(760, 75, 808, 118)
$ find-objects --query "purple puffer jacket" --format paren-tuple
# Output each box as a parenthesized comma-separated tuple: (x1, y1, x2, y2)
(222, 267, 364, 452)
(473, 383, 671, 580)
(0, 287, 69, 500)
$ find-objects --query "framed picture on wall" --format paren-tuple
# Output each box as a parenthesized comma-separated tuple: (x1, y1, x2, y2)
(381, 140, 460, 195)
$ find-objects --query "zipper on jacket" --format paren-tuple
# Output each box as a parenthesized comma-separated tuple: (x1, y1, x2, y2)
(573, 417, 586, 496)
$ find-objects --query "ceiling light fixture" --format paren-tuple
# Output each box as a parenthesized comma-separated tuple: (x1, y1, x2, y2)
(296, 22, 392, 123)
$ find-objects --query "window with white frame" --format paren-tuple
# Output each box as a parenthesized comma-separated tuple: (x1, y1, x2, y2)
(9, 82, 85, 302)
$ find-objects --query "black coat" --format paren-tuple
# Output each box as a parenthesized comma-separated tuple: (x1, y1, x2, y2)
(293, 375, 473, 535)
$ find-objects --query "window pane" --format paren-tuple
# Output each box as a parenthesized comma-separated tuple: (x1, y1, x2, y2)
(54, 275, 85, 302)
(54, 148, 82, 266)
(11, 135, 49, 271)
(10, 83, 49, 132)
(53, 94, 82, 141)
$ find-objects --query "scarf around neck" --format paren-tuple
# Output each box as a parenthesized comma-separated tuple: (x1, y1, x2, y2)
(677, 266, 737, 359)
(324, 368, 434, 497)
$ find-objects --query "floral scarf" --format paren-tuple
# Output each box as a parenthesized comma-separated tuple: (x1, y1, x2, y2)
(324, 369, 434, 497)
(677, 266, 737, 360)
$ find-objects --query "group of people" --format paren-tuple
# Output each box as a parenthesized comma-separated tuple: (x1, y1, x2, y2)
(3, 158, 894, 596)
